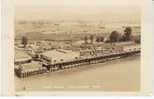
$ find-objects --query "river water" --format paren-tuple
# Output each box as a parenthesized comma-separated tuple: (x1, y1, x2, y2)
(15, 56, 140, 92)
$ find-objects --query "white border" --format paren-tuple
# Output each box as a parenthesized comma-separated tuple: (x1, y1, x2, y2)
(1, 0, 154, 96)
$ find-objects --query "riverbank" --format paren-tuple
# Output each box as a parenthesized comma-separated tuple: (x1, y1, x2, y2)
(15, 56, 140, 91)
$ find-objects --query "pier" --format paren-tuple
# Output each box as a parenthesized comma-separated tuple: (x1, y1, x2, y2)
(44, 50, 140, 72)
(15, 48, 140, 78)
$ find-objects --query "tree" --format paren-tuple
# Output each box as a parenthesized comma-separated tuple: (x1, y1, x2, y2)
(21, 36, 28, 48)
(96, 36, 100, 42)
(123, 27, 132, 41)
(84, 36, 88, 44)
(100, 36, 104, 42)
(109, 31, 120, 42)
(134, 35, 141, 44)
(90, 35, 94, 44)
(96, 36, 104, 42)
(96, 37, 100, 42)
(134, 38, 140, 44)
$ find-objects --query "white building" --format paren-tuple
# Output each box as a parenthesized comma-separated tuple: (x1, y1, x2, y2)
(15, 49, 32, 64)
(41, 49, 80, 64)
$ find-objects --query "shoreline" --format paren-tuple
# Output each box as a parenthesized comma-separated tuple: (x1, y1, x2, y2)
(15, 55, 140, 91)
(15, 49, 140, 78)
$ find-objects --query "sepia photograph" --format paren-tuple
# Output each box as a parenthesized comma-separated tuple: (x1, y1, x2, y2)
(14, 0, 141, 92)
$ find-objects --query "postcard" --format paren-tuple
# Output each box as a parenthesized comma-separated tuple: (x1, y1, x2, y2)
(1, 0, 153, 96)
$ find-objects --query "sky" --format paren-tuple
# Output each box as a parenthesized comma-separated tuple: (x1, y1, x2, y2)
(14, 0, 141, 24)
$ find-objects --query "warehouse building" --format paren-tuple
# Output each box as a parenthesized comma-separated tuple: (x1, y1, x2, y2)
(40, 49, 80, 64)
(15, 61, 47, 77)
(15, 49, 32, 65)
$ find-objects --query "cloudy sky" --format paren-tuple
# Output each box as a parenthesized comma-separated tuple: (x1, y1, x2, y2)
(15, 0, 141, 24)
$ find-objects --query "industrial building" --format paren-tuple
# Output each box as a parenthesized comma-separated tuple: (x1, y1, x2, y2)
(40, 49, 80, 64)
(15, 61, 47, 78)
(15, 49, 32, 65)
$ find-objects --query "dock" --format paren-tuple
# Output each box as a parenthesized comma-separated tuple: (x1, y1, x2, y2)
(15, 49, 140, 78)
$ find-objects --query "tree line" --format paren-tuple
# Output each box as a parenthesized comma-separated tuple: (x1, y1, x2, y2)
(109, 27, 132, 42)
(84, 27, 140, 43)
(21, 27, 140, 48)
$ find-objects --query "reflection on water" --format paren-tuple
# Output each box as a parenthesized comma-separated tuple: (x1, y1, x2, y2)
(15, 56, 140, 91)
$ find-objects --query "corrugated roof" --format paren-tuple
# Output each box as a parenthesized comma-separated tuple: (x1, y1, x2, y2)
(15, 50, 31, 60)
(21, 61, 42, 70)
(42, 49, 80, 63)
